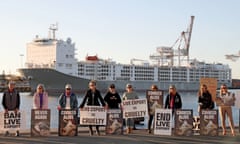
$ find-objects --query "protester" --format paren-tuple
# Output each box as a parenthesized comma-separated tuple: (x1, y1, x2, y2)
(218, 84, 235, 136)
(147, 84, 160, 134)
(197, 84, 214, 113)
(122, 83, 139, 134)
(2, 81, 21, 136)
(164, 85, 182, 113)
(104, 84, 122, 109)
(79, 80, 106, 136)
(33, 84, 48, 109)
(58, 84, 78, 110)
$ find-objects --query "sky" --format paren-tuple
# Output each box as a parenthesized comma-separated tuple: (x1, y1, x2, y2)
(0, 0, 239, 78)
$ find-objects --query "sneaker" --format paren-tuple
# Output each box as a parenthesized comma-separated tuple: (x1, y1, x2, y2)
(15, 130, 20, 137)
(5, 131, 9, 136)
(96, 130, 100, 136)
(89, 130, 93, 136)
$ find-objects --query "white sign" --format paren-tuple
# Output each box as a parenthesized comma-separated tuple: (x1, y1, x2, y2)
(154, 109, 172, 135)
(80, 106, 106, 125)
(234, 91, 240, 108)
(0, 111, 26, 132)
(122, 98, 148, 119)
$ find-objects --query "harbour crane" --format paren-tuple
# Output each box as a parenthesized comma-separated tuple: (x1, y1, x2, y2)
(150, 16, 195, 67)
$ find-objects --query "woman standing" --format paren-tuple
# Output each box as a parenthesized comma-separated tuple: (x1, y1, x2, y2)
(197, 84, 214, 113)
(33, 84, 48, 109)
(218, 84, 235, 136)
(80, 80, 106, 136)
(122, 83, 139, 134)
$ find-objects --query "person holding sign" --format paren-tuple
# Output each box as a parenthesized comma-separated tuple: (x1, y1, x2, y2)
(217, 84, 235, 136)
(58, 84, 78, 110)
(164, 85, 182, 113)
(197, 84, 214, 113)
(147, 84, 160, 134)
(80, 80, 106, 136)
(104, 84, 122, 109)
(122, 83, 139, 134)
(33, 84, 48, 109)
(2, 81, 21, 136)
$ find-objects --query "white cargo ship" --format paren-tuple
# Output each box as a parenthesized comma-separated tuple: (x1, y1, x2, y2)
(17, 16, 232, 94)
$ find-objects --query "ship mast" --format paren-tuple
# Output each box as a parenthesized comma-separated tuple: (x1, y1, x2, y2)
(49, 23, 58, 40)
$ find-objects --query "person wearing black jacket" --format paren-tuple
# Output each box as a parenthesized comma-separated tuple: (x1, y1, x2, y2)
(79, 80, 106, 136)
(2, 81, 20, 136)
(104, 84, 121, 109)
(164, 85, 182, 113)
(198, 84, 214, 113)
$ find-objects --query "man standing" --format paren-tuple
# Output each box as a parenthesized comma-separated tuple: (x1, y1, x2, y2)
(2, 81, 21, 136)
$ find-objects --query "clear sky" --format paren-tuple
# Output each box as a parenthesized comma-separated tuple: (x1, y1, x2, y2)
(0, 0, 239, 78)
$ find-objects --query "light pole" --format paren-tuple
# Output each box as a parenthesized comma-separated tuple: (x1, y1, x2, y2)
(20, 54, 24, 68)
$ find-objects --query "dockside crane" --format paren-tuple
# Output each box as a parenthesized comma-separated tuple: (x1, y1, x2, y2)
(150, 16, 195, 67)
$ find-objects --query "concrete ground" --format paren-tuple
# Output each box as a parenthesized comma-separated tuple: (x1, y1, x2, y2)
(0, 127, 239, 144)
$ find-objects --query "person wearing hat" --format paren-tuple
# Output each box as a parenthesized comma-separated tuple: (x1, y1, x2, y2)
(164, 85, 182, 113)
(58, 84, 78, 110)
(122, 83, 139, 134)
(2, 81, 21, 136)
(104, 84, 122, 109)
(33, 84, 48, 109)
(80, 80, 106, 136)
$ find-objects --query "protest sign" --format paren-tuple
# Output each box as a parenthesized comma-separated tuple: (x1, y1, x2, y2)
(154, 109, 172, 135)
(80, 106, 106, 125)
(174, 109, 193, 136)
(58, 109, 78, 136)
(31, 109, 50, 136)
(122, 98, 148, 119)
(200, 110, 218, 136)
(200, 78, 217, 101)
(106, 109, 123, 135)
(0, 111, 26, 133)
(146, 90, 163, 115)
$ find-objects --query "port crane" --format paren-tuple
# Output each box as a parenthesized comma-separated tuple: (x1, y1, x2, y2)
(225, 50, 240, 61)
(150, 16, 194, 66)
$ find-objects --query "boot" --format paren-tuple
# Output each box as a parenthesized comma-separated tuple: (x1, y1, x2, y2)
(89, 126, 93, 136)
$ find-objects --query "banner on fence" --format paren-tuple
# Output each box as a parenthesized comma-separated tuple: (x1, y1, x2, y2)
(80, 106, 106, 125)
(200, 110, 218, 136)
(122, 98, 148, 119)
(31, 109, 50, 136)
(58, 109, 78, 136)
(0, 111, 26, 132)
(106, 109, 123, 135)
(146, 90, 163, 115)
(154, 109, 172, 135)
(174, 109, 193, 136)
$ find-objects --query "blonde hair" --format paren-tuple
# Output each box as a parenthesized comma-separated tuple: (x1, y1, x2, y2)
(36, 84, 45, 92)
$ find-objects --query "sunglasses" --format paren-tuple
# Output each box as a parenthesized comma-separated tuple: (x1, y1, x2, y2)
(66, 88, 71, 90)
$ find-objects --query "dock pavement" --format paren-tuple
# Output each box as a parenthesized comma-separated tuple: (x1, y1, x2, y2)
(0, 127, 239, 144)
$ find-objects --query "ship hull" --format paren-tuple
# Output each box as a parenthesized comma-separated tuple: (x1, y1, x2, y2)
(17, 68, 203, 95)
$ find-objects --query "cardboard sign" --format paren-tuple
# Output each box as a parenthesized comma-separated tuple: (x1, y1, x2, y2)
(31, 109, 50, 136)
(200, 110, 218, 136)
(154, 109, 172, 135)
(146, 90, 163, 115)
(0, 111, 26, 133)
(122, 98, 148, 119)
(58, 109, 78, 136)
(174, 109, 193, 136)
(80, 106, 106, 125)
(200, 78, 217, 101)
(106, 109, 123, 135)
(233, 91, 240, 108)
